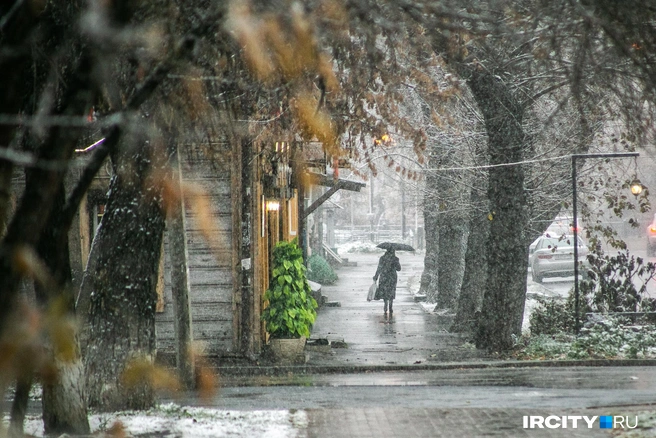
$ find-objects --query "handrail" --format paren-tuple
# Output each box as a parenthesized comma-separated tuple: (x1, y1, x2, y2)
(322, 243, 343, 264)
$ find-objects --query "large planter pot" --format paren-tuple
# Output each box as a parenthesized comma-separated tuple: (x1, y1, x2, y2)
(269, 336, 307, 364)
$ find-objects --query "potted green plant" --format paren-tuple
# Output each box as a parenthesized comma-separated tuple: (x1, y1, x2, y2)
(261, 239, 318, 363)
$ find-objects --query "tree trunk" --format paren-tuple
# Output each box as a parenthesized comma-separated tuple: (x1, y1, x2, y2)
(1, 50, 96, 432)
(421, 143, 469, 309)
(418, 202, 439, 301)
(451, 178, 489, 332)
(0, 161, 13, 239)
(82, 141, 165, 411)
(33, 180, 90, 435)
(8, 377, 32, 438)
(469, 70, 528, 351)
(42, 360, 89, 434)
(436, 210, 468, 310)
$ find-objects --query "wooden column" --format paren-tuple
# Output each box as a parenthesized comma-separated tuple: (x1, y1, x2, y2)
(168, 143, 194, 389)
(233, 137, 259, 356)
(231, 138, 243, 353)
(252, 143, 265, 353)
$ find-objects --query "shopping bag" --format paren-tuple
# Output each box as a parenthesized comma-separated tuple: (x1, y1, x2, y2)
(367, 281, 377, 301)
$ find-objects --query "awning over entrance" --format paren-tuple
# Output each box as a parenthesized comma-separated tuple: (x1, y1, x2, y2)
(301, 172, 366, 220)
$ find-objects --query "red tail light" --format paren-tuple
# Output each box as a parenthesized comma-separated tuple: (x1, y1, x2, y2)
(537, 254, 553, 260)
(650, 226, 656, 233)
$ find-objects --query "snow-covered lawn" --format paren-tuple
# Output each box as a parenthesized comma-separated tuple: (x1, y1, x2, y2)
(5, 403, 308, 437)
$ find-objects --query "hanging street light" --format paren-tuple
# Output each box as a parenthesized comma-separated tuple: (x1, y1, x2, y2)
(630, 179, 644, 195)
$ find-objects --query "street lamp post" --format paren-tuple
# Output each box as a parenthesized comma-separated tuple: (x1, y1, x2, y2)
(571, 152, 640, 334)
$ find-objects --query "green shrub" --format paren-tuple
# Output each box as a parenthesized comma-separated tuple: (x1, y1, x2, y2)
(519, 215, 656, 360)
(529, 287, 592, 336)
(582, 231, 656, 313)
(513, 334, 573, 360)
(567, 317, 656, 359)
(261, 240, 318, 339)
(529, 297, 573, 336)
(516, 316, 656, 360)
(306, 255, 338, 285)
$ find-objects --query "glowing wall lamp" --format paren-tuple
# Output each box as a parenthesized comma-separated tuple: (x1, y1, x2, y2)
(265, 200, 280, 211)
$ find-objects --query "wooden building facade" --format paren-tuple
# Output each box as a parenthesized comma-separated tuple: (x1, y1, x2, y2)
(64, 140, 305, 359)
(8, 135, 363, 361)
(0, 137, 362, 361)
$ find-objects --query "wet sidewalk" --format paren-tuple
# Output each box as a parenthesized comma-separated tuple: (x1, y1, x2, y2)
(207, 251, 656, 437)
(304, 251, 490, 368)
(217, 250, 656, 377)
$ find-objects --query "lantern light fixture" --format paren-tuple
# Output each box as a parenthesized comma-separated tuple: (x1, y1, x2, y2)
(265, 200, 280, 211)
(630, 179, 643, 195)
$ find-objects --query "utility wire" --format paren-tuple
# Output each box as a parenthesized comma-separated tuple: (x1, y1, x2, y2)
(423, 154, 572, 172)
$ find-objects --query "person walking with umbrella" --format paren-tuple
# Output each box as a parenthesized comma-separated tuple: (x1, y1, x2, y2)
(373, 247, 402, 316)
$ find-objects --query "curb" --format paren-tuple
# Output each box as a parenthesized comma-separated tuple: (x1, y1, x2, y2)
(215, 358, 656, 377)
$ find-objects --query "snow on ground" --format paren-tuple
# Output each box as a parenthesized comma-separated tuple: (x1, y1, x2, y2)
(5, 404, 307, 437)
(335, 241, 382, 254)
(522, 296, 541, 334)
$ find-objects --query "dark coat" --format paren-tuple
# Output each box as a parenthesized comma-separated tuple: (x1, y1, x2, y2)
(373, 251, 401, 300)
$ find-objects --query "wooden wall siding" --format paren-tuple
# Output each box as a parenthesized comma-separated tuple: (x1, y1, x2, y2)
(155, 153, 234, 356)
(282, 191, 299, 242)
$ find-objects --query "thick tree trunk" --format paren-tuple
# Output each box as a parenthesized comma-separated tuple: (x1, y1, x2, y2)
(82, 142, 165, 411)
(6, 169, 91, 437)
(451, 178, 489, 332)
(2, 55, 96, 432)
(436, 214, 468, 310)
(469, 70, 528, 352)
(421, 142, 469, 309)
(33, 181, 90, 435)
(418, 204, 439, 301)
(42, 360, 88, 434)
(0, 139, 73, 336)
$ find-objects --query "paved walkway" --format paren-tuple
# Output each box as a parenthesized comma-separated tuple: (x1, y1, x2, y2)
(208, 251, 656, 437)
(306, 408, 613, 437)
(305, 251, 490, 367)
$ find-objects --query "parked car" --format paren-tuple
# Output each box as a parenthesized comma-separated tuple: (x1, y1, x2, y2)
(529, 234, 589, 283)
(546, 215, 581, 236)
(528, 216, 582, 266)
(648, 213, 656, 256)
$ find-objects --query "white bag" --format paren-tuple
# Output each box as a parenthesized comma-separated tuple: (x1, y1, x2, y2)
(367, 281, 377, 301)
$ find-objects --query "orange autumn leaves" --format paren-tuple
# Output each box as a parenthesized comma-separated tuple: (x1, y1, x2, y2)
(226, 1, 343, 158)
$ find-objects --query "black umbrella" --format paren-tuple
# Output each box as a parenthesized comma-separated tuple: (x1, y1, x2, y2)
(376, 242, 415, 252)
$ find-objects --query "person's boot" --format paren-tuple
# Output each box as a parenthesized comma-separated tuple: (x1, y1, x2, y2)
(389, 301, 393, 315)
